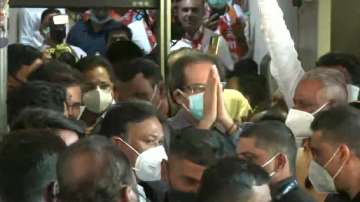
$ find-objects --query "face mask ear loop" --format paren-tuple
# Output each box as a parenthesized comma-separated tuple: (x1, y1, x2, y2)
(176, 89, 191, 112)
(333, 160, 346, 180)
(116, 137, 141, 156)
(324, 148, 340, 168)
(150, 84, 158, 102)
(312, 102, 330, 116)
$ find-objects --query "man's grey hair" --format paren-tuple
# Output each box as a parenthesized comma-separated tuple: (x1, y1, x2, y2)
(301, 67, 348, 104)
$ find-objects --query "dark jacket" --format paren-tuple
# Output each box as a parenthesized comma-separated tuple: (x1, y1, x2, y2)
(271, 177, 316, 202)
(326, 193, 360, 202)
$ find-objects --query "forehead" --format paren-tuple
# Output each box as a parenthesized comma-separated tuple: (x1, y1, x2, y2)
(168, 155, 205, 180)
(118, 73, 154, 100)
(294, 79, 323, 100)
(309, 131, 334, 151)
(84, 66, 111, 82)
(183, 62, 213, 86)
(177, 0, 204, 8)
(237, 137, 268, 157)
(293, 79, 324, 110)
(127, 117, 164, 138)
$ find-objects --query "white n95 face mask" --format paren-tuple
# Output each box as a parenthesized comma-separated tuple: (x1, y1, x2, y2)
(82, 86, 113, 114)
(285, 103, 328, 146)
(285, 109, 314, 146)
(134, 146, 168, 182)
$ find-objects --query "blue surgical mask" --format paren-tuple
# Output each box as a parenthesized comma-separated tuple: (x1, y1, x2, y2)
(188, 92, 204, 120)
(207, 0, 229, 9)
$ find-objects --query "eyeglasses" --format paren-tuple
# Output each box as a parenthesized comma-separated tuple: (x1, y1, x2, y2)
(182, 82, 227, 94)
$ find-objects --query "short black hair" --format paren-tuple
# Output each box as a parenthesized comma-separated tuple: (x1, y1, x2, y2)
(168, 51, 225, 93)
(28, 59, 83, 88)
(57, 135, 135, 202)
(250, 107, 287, 123)
(7, 81, 67, 124)
(8, 43, 42, 75)
(106, 24, 133, 42)
(232, 74, 270, 110)
(11, 107, 85, 137)
(75, 55, 116, 82)
(170, 127, 235, 166)
(0, 129, 66, 202)
(106, 40, 144, 65)
(240, 121, 297, 173)
(311, 105, 360, 157)
(40, 8, 61, 23)
(198, 158, 270, 202)
(115, 57, 162, 85)
(317, 52, 360, 85)
(99, 100, 169, 149)
(231, 58, 259, 77)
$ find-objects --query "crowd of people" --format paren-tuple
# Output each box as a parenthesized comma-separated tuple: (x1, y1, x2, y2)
(1, 0, 360, 202)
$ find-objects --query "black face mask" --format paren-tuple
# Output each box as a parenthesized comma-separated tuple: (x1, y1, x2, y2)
(167, 188, 198, 202)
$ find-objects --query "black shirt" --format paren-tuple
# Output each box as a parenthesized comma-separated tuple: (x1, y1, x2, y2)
(271, 176, 316, 202)
(326, 193, 360, 202)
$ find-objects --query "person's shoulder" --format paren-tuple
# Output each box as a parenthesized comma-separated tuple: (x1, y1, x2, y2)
(282, 187, 316, 202)
(70, 20, 89, 31)
(325, 193, 352, 202)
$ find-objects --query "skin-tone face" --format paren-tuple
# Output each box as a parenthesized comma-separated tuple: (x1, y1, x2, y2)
(237, 137, 273, 171)
(108, 31, 130, 45)
(8, 58, 43, 88)
(165, 155, 206, 193)
(56, 129, 79, 146)
(126, 116, 164, 153)
(66, 85, 82, 119)
(293, 79, 328, 113)
(116, 73, 156, 102)
(176, 0, 205, 35)
(84, 66, 113, 87)
(83, 66, 114, 94)
(248, 184, 272, 202)
(309, 131, 352, 194)
(174, 62, 213, 107)
(237, 137, 290, 185)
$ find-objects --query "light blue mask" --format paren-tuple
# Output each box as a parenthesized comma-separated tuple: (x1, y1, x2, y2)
(188, 92, 204, 120)
(207, 0, 229, 9)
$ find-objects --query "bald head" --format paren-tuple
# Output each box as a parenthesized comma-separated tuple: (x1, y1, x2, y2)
(57, 136, 137, 202)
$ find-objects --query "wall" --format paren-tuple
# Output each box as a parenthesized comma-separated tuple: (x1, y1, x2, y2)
(331, 0, 360, 58)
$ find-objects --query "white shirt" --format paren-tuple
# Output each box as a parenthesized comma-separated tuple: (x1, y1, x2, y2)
(170, 28, 235, 71)
(18, 8, 47, 49)
(257, 0, 305, 108)
(245, 1, 268, 66)
(128, 19, 152, 54)
(70, 45, 87, 59)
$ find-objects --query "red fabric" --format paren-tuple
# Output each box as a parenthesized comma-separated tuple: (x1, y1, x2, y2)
(144, 20, 157, 48)
(110, 9, 137, 25)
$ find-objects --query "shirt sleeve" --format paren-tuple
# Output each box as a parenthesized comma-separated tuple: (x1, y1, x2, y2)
(257, 0, 305, 108)
(18, 8, 43, 49)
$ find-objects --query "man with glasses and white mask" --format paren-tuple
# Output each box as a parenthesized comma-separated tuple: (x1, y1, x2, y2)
(168, 50, 239, 137)
(308, 105, 360, 202)
(236, 120, 315, 202)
